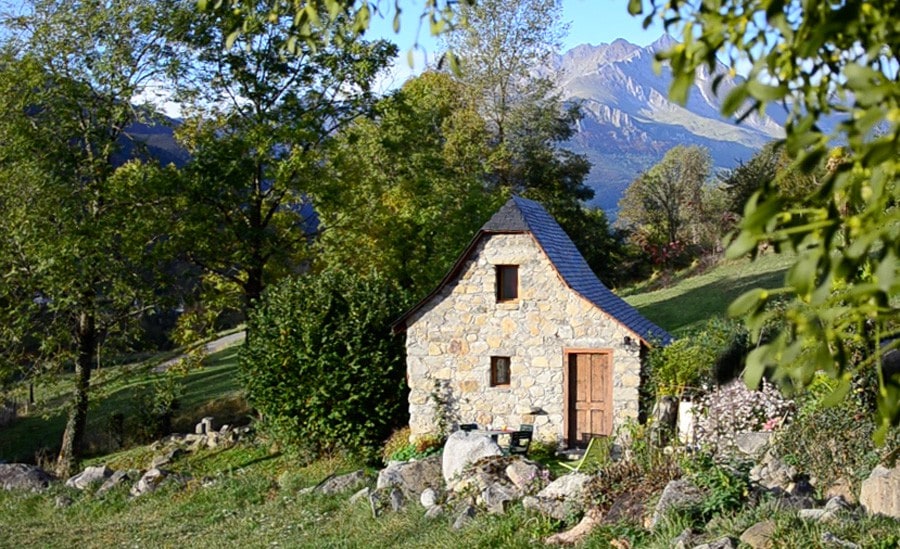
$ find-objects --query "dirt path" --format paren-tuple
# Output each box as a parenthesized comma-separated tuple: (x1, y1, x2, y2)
(153, 331, 245, 372)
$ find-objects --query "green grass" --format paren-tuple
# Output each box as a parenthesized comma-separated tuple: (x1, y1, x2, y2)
(0, 441, 564, 548)
(0, 345, 245, 464)
(623, 253, 795, 335)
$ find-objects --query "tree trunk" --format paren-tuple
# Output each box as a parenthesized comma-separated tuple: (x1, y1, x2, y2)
(56, 310, 95, 478)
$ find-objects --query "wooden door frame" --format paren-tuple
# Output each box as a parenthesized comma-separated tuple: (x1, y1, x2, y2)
(562, 348, 614, 448)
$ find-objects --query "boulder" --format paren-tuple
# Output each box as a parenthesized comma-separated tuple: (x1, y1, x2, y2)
(442, 431, 503, 487)
(66, 465, 114, 490)
(0, 463, 53, 492)
(521, 472, 592, 521)
(481, 482, 518, 514)
(650, 479, 704, 529)
(860, 464, 900, 519)
(96, 470, 130, 496)
(452, 504, 477, 530)
(505, 460, 543, 494)
(739, 520, 776, 549)
(377, 455, 443, 499)
(316, 470, 370, 495)
(129, 468, 184, 497)
(424, 504, 444, 519)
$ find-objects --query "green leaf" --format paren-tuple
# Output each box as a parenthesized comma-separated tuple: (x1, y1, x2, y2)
(747, 80, 787, 102)
(628, 0, 643, 16)
(722, 84, 749, 117)
(821, 378, 851, 408)
(728, 288, 766, 318)
(725, 229, 758, 258)
(743, 345, 769, 390)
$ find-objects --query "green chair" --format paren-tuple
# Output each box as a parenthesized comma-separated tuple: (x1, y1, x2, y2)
(558, 437, 611, 473)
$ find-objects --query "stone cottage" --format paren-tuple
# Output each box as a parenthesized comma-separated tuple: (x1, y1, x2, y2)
(392, 196, 671, 447)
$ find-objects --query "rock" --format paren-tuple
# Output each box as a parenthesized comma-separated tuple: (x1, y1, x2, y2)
(195, 416, 214, 435)
(521, 472, 592, 521)
(824, 496, 851, 513)
(420, 487, 438, 508)
(349, 487, 370, 504)
(96, 470, 130, 496)
(734, 432, 772, 458)
(825, 477, 857, 505)
(672, 528, 696, 549)
(750, 451, 797, 493)
(390, 487, 405, 511)
(424, 504, 444, 519)
(798, 508, 830, 522)
(505, 460, 542, 493)
(317, 470, 370, 495)
(821, 532, 860, 549)
(650, 479, 704, 529)
(66, 465, 113, 490)
(0, 463, 53, 492)
(129, 468, 184, 497)
(55, 495, 73, 508)
(452, 504, 477, 530)
(442, 431, 503, 487)
(693, 537, 735, 549)
(368, 487, 390, 518)
(739, 520, 776, 549)
(860, 464, 900, 519)
(480, 482, 518, 514)
(377, 455, 443, 499)
(772, 494, 816, 511)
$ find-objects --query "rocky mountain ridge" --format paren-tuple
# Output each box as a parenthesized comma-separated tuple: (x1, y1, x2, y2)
(553, 35, 786, 213)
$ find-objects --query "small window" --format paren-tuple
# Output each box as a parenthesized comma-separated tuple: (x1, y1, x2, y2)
(491, 356, 511, 386)
(496, 265, 518, 302)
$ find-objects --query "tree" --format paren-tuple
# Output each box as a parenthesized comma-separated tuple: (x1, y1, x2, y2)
(170, 4, 396, 315)
(617, 145, 716, 266)
(202, 0, 472, 53)
(634, 0, 900, 438)
(439, 0, 625, 283)
(721, 142, 822, 215)
(313, 72, 502, 296)
(0, 0, 184, 475)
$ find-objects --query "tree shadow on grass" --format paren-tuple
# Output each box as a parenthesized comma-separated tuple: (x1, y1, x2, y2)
(635, 267, 789, 335)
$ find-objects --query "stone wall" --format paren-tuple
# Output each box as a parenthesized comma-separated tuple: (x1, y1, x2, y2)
(405, 233, 642, 445)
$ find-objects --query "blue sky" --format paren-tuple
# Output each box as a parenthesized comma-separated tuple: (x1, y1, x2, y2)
(367, 0, 666, 88)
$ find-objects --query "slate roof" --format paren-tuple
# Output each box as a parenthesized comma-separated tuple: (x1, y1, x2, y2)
(393, 196, 672, 345)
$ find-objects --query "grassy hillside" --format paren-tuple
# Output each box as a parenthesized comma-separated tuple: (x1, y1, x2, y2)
(622, 253, 795, 335)
(0, 346, 246, 464)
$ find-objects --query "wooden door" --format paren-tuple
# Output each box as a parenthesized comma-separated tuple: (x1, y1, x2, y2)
(567, 352, 613, 446)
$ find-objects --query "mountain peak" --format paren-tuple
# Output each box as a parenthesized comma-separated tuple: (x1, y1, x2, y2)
(649, 33, 679, 51)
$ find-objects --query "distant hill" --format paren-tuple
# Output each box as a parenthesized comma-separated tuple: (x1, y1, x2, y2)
(553, 35, 786, 214)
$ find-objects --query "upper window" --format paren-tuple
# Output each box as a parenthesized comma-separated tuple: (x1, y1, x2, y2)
(496, 265, 518, 302)
(491, 356, 511, 386)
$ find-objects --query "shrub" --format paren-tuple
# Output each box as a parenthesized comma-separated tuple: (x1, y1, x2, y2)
(648, 318, 747, 397)
(240, 270, 410, 462)
(681, 451, 751, 518)
(773, 373, 900, 494)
